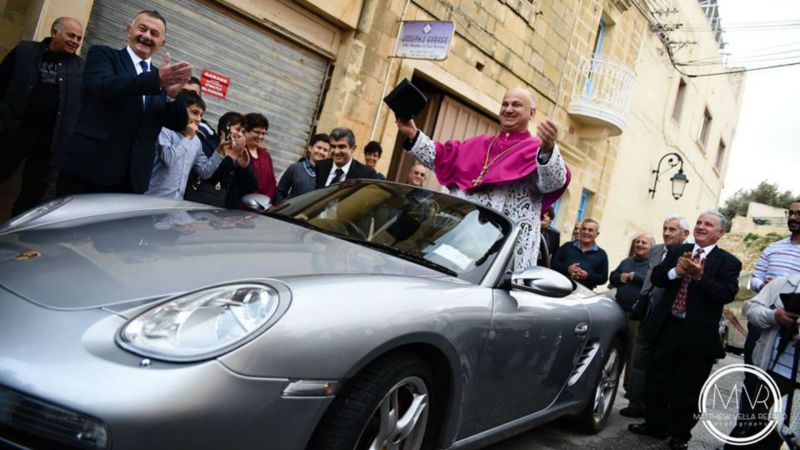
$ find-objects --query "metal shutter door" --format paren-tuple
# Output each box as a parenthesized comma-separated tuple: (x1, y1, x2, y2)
(82, 0, 330, 174)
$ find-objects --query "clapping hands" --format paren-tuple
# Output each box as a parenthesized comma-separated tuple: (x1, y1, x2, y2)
(159, 53, 193, 97)
(676, 252, 705, 280)
(568, 263, 588, 280)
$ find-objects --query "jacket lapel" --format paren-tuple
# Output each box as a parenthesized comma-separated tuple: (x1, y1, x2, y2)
(120, 47, 136, 75)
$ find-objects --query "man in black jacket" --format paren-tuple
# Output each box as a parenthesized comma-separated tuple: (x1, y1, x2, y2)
(551, 218, 608, 289)
(629, 211, 742, 450)
(56, 10, 191, 196)
(0, 17, 84, 216)
(315, 127, 379, 188)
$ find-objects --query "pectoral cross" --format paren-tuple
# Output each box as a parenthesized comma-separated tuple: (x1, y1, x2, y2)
(472, 164, 489, 186)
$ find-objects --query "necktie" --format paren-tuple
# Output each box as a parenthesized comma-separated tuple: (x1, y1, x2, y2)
(139, 61, 152, 111)
(671, 248, 704, 317)
(330, 168, 344, 186)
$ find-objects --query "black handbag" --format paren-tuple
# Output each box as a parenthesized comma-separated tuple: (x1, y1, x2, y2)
(184, 177, 228, 208)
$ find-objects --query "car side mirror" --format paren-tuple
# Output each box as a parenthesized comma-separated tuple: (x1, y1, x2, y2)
(510, 266, 575, 297)
(241, 194, 272, 213)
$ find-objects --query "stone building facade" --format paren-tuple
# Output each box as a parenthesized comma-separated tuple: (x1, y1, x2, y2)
(0, 0, 743, 274)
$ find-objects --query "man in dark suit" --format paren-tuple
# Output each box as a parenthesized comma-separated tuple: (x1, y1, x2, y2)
(629, 211, 741, 449)
(56, 10, 192, 195)
(315, 127, 379, 189)
(621, 214, 690, 418)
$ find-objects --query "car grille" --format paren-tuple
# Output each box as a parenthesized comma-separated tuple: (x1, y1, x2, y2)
(567, 341, 600, 386)
(0, 386, 109, 449)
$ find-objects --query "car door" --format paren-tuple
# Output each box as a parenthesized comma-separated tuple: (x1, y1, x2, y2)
(457, 284, 590, 437)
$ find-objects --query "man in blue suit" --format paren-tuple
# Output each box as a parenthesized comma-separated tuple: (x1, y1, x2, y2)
(56, 10, 192, 195)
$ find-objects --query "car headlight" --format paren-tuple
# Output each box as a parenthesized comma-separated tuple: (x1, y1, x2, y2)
(117, 282, 290, 362)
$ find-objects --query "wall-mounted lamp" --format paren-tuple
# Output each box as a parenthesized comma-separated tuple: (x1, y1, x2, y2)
(649, 152, 689, 200)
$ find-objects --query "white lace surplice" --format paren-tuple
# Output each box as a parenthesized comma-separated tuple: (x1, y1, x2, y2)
(409, 132, 568, 271)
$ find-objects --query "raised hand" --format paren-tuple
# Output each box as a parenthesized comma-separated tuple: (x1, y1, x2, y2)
(158, 52, 192, 89)
(536, 119, 558, 153)
(395, 117, 418, 140)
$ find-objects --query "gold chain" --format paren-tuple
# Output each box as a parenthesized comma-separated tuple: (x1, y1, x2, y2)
(472, 136, 524, 186)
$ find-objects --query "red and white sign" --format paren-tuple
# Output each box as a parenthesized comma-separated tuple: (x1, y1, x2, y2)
(200, 69, 231, 100)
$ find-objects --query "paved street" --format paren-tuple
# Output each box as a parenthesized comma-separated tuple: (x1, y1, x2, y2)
(482, 353, 744, 450)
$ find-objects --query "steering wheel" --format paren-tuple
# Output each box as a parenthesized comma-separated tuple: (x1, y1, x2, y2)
(346, 222, 368, 240)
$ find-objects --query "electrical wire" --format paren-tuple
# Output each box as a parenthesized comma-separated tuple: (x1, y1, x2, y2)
(631, 0, 800, 77)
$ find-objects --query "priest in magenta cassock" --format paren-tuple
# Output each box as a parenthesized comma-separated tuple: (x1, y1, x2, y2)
(396, 87, 570, 271)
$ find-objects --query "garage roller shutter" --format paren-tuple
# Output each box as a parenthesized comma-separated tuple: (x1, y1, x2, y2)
(82, 0, 330, 174)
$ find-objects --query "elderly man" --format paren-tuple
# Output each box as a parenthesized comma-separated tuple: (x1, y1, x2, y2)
(405, 163, 428, 187)
(396, 87, 569, 270)
(0, 17, 84, 216)
(630, 211, 741, 450)
(551, 218, 608, 289)
(621, 214, 690, 418)
(56, 10, 191, 196)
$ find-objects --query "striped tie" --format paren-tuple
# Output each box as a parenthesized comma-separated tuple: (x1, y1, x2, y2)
(671, 249, 704, 317)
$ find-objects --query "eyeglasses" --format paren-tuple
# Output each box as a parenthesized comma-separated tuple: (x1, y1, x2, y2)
(330, 144, 351, 150)
(787, 210, 800, 218)
(250, 129, 268, 137)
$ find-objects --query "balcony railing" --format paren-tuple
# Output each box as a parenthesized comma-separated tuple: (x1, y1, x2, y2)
(568, 55, 636, 136)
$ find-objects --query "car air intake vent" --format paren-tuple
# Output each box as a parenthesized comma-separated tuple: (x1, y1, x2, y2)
(0, 385, 109, 449)
(567, 341, 600, 386)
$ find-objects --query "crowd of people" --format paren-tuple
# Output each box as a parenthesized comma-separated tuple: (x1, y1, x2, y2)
(0, 11, 420, 219)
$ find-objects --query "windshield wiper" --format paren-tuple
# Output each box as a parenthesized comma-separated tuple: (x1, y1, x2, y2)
(334, 234, 459, 276)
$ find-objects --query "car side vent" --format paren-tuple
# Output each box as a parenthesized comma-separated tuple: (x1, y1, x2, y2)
(567, 341, 600, 386)
(0, 385, 109, 449)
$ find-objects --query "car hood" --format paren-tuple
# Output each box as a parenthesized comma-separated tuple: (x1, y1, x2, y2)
(0, 208, 441, 310)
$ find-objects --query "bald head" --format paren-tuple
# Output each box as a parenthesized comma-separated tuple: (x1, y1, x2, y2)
(49, 17, 83, 54)
(499, 87, 537, 133)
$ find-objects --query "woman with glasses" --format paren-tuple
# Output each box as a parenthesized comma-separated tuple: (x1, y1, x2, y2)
(243, 113, 277, 200)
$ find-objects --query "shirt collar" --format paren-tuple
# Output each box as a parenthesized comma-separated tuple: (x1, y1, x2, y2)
(125, 46, 152, 71)
(572, 240, 599, 252)
(692, 243, 716, 257)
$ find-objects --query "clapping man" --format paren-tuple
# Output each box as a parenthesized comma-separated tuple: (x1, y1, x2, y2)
(630, 211, 741, 450)
(56, 10, 192, 195)
(551, 218, 609, 290)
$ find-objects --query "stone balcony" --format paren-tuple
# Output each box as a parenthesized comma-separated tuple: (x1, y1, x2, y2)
(567, 55, 636, 137)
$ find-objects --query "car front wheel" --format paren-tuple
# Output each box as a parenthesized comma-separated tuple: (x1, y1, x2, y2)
(573, 339, 623, 433)
(308, 353, 437, 450)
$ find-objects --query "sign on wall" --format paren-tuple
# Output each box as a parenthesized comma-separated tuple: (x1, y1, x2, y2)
(200, 69, 231, 100)
(394, 21, 455, 61)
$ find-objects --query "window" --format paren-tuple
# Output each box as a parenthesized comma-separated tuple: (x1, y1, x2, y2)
(672, 79, 687, 122)
(551, 198, 561, 228)
(715, 139, 726, 171)
(698, 108, 713, 148)
(584, 19, 608, 96)
(576, 189, 592, 221)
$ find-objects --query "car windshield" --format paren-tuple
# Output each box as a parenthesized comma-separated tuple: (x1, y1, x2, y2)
(270, 181, 512, 283)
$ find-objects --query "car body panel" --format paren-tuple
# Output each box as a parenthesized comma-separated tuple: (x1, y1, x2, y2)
(0, 209, 439, 310)
(0, 185, 628, 450)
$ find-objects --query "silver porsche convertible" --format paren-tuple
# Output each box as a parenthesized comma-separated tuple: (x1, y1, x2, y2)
(0, 180, 626, 450)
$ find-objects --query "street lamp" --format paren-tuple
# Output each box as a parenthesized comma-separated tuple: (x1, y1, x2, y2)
(648, 152, 689, 200)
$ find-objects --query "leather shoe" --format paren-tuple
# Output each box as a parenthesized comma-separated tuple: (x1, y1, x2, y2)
(620, 404, 644, 418)
(628, 422, 667, 439)
(667, 438, 689, 449)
